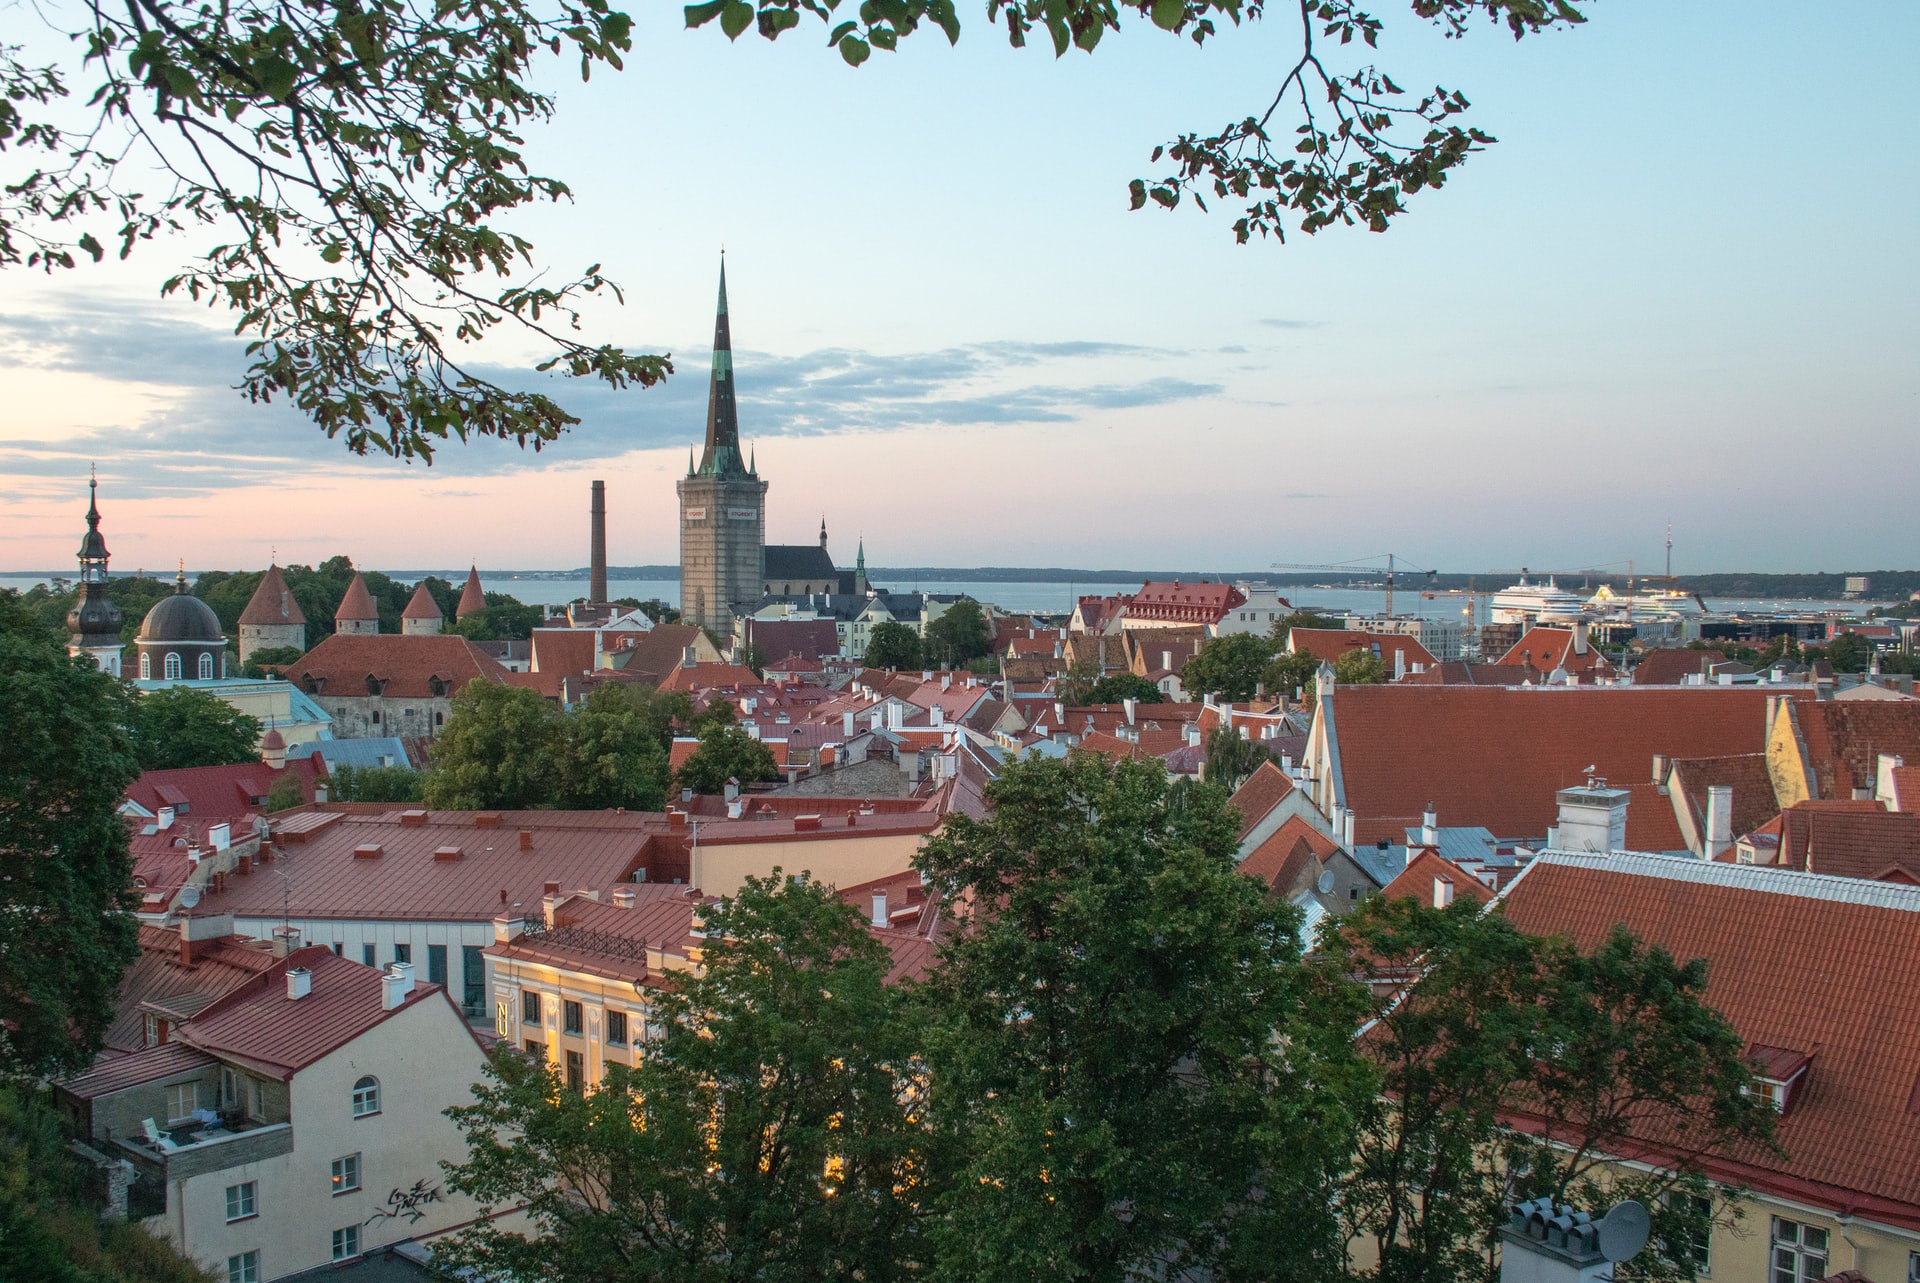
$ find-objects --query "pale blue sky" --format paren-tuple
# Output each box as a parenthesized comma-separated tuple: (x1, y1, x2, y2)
(1, 1, 1915, 574)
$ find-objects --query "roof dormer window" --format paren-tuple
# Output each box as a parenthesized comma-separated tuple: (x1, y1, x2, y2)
(1745, 1043, 1811, 1113)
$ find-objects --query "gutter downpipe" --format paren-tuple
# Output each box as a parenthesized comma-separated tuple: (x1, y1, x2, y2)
(1837, 1207, 1860, 1273)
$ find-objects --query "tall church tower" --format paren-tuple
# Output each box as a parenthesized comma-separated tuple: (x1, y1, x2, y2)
(66, 473, 125, 675)
(677, 260, 766, 635)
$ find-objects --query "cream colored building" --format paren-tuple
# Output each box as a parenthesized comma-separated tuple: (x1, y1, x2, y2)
(58, 947, 491, 1282)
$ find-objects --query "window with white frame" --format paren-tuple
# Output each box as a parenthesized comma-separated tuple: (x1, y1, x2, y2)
(1660, 1191, 1711, 1274)
(1908, 1249, 1918, 1283)
(224, 1181, 257, 1222)
(163, 651, 182, 680)
(332, 1225, 360, 1261)
(227, 1251, 259, 1283)
(1771, 1217, 1828, 1283)
(198, 652, 214, 679)
(165, 1081, 197, 1124)
(140, 653, 151, 680)
(331, 1152, 361, 1195)
(351, 1075, 380, 1117)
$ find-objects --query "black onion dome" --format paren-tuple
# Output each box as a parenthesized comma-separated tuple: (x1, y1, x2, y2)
(138, 592, 225, 643)
(66, 593, 124, 640)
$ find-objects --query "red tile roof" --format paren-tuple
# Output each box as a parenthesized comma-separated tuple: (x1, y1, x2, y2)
(1323, 685, 1792, 849)
(177, 945, 448, 1080)
(1381, 847, 1494, 906)
(456, 566, 487, 619)
(286, 633, 511, 701)
(1665, 754, 1781, 848)
(237, 565, 306, 626)
(744, 618, 842, 662)
(657, 663, 765, 693)
(531, 627, 596, 677)
(1228, 760, 1298, 842)
(1122, 581, 1248, 625)
(1799, 703, 1920, 800)
(1774, 804, 1920, 881)
(1891, 765, 1920, 814)
(1401, 662, 1537, 687)
(1498, 852, 1920, 1224)
(1496, 626, 1612, 676)
(334, 572, 379, 622)
(1289, 629, 1439, 672)
(1239, 816, 1339, 896)
(126, 757, 326, 824)
(401, 580, 443, 621)
(1631, 648, 1725, 686)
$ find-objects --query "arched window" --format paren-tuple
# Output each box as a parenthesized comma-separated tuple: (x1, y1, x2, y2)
(140, 653, 151, 680)
(163, 652, 182, 681)
(351, 1075, 380, 1118)
(197, 652, 214, 680)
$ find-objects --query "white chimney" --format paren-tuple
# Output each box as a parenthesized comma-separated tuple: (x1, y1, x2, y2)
(1421, 804, 1438, 848)
(157, 806, 175, 831)
(1549, 781, 1630, 852)
(1572, 620, 1590, 655)
(1341, 809, 1355, 849)
(870, 891, 888, 928)
(209, 822, 231, 851)
(843, 711, 856, 737)
(611, 886, 637, 909)
(382, 963, 415, 1010)
(1704, 785, 1733, 859)
(1434, 877, 1454, 909)
(1162, 650, 1172, 671)
(285, 966, 312, 1000)
(1394, 648, 1406, 681)
(1122, 697, 1137, 725)
(941, 673, 952, 690)
(888, 703, 903, 731)
(932, 705, 944, 726)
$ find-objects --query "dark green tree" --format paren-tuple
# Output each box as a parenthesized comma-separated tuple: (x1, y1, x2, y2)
(441, 873, 935, 1282)
(448, 592, 546, 642)
(263, 774, 307, 812)
(553, 685, 683, 811)
(1179, 631, 1276, 701)
(1822, 632, 1873, 673)
(0, 594, 142, 1079)
(915, 753, 1363, 1283)
(923, 599, 990, 667)
(863, 621, 923, 671)
(1333, 648, 1391, 684)
(1203, 724, 1276, 793)
(327, 763, 424, 803)
(1263, 647, 1322, 700)
(1085, 671, 1163, 705)
(424, 682, 563, 809)
(1269, 609, 1341, 644)
(238, 645, 305, 678)
(125, 686, 262, 771)
(674, 724, 779, 797)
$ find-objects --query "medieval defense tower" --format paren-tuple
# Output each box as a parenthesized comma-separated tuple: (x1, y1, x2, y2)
(677, 261, 767, 635)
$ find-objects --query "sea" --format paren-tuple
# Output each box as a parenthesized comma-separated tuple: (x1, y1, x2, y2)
(0, 573, 1880, 625)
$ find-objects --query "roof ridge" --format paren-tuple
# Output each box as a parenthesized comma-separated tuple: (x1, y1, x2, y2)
(1520, 849, 1920, 912)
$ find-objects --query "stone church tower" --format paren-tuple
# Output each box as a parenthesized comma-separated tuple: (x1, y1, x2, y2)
(66, 474, 125, 675)
(677, 260, 766, 635)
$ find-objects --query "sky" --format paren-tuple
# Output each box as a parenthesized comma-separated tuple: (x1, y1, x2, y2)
(2, 1, 1916, 576)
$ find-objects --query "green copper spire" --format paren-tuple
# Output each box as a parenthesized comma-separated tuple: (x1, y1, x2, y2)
(696, 257, 748, 478)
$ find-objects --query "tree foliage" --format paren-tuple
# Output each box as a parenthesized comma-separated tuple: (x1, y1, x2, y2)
(0, 594, 142, 1080)
(690, 1, 1585, 243)
(1085, 670, 1163, 705)
(424, 680, 563, 809)
(1203, 723, 1275, 792)
(553, 684, 686, 811)
(326, 762, 424, 803)
(1263, 646, 1322, 699)
(674, 723, 779, 797)
(125, 684, 262, 771)
(1180, 631, 1276, 700)
(915, 753, 1364, 1282)
(441, 874, 935, 1282)
(863, 620, 922, 671)
(922, 599, 990, 667)
(1333, 648, 1390, 684)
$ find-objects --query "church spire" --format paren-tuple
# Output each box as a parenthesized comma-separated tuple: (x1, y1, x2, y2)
(696, 257, 747, 478)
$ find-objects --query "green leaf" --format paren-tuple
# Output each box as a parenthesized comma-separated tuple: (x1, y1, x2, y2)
(1073, 21, 1101, 51)
(684, 0, 725, 28)
(1128, 179, 1147, 211)
(77, 233, 104, 262)
(838, 34, 870, 65)
(719, 0, 754, 39)
(320, 243, 344, 263)
(1151, 0, 1184, 31)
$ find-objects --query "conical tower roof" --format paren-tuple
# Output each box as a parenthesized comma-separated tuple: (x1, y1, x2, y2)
(694, 259, 750, 479)
(239, 564, 306, 626)
(335, 572, 379, 623)
(456, 566, 487, 619)
(402, 580, 444, 621)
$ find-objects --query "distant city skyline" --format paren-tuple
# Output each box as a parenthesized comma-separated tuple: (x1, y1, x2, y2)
(2, 2, 1915, 574)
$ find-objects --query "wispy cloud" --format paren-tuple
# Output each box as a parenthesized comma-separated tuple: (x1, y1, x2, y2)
(0, 299, 1221, 498)
(1257, 318, 1321, 330)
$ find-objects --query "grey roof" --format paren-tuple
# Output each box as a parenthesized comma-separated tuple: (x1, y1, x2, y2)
(763, 544, 838, 583)
(310, 737, 412, 770)
(137, 589, 224, 643)
(1510, 849, 1920, 913)
(1402, 824, 1504, 868)
(1346, 842, 1409, 888)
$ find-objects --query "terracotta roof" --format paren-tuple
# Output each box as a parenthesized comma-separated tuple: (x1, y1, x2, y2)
(744, 618, 842, 662)
(1229, 760, 1298, 841)
(1891, 766, 1920, 814)
(1289, 628, 1438, 672)
(237, 565, 306, 626)
(1123, 581, 1248, 624)
(193, 809, 667, 922)
(1401, 662, 1538, 687)
(657, 663, 764, 693)
(1323, 686, 1791, 849)
(401, 580, 444, 621)
(1799, 703, 1920, 800)
(455, 566, 487, 619)
(1665, 754, 1780, 848)
(531, 628, 596, 677)
(1239, 815, 1338, 896)
(1498, 851, 1920, 1222)
(102, 926, 279, 1055)
(1631, 648, 1725, 686)
(1495, 626, 1612, 676)
(176, 944, 446, 1080)
(126, 757, 326, 824)
(1774, 804, 1920, 881)
(334, 572, 379, 623)
(1381, 847, 1494, 905)
(617, 624, 719, 685)
(285, 633, 511, 701)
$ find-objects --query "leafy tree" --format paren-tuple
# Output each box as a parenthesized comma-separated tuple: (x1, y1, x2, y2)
(693, 2, 1584, 246)
(449, 592, 545, 642)
(675, 724, 779, 797)
(0, 593, 142, 1079)
(1822, 632, 1873, 673)
(1269, 609, 1341, 645)
(327, 763, 424, 803)
(737, 642, 766, 677)
(1179, 631, 1275, 701)
(689, 696, 738, 736)
(125, 685, 262, 771)
(263, 774, 307, 812)
(923, 599, 990, 667)
(553, 685, 681, 811)
(1333, 648, 1391, 684)
(1263, 647, 1322, 700)
(239, 645, 304, 678)
(863, 620, 923, 671)
(424, 681, 563, 809)
(1085, 671, 1163, 705)
(1203, 723, 1275, 793)
(915, 753, 1363, 1283)
(441, 873, 935, 1281)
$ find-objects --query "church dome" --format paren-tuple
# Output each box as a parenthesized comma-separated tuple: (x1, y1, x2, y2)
(139, 589, 225, 644)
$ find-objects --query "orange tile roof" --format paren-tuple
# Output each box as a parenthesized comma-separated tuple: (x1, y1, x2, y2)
(1799, 703, 1920, 800)
(237, 565, 306, 626)
(1495, 626, 1612, 676)
(1665, 753, 1780, 845)
(1775, 804, 1920, 881)
(286, 633, 510, 701)
(1228, 760, 1298, 841)
(334, 572, 379, 622)
(1239, 815, 1338, 896)
(1289, 628, 1438, 672)
(1892, 765, 1920, 814)
(401, 580, 443, 621)
(456, 566, 487, 619)
(1381, 847, 1494, 905)
(531, 627, 596, 677)
(1498, 852, 1920, 1224)
(1123, 581, 1248, 624)
(1324, 685, 1791, 849)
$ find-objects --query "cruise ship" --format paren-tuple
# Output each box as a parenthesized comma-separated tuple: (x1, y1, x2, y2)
(1586, 583, 1708, 622)
(1488, 576, 1587, 625)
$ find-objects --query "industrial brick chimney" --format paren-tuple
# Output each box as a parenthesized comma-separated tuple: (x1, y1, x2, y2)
(590, 478, 608, 604)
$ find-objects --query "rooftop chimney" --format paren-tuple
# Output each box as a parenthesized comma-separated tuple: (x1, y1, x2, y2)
(157, 805, 175, 831)
(271, 925, 302, 959)
(381, 963, 415, 1010)
(870, 891, 888, 928)
(1434, 876, 1454, 909)
(1549, 780, 1630, 852)
(1704, 785, 1733, 860)
(1421, 804, 1438, 849)
(177, 912, 236, 966)
(519, 829, 533, 851)
(590, 479, 608, 603)
(286, 966, 311, 1000)
(1572, 620, 1590, 656)
(493, 912, 526, 943)
(611, 886, 636, 909)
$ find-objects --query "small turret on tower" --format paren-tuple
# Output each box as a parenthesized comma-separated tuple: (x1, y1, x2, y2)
(401, 581, 444, 636)
(66, 472, 125, 675)
(334, 572, 380, 636)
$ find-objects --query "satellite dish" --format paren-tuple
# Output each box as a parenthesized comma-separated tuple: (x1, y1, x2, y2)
(179, 885, 202, 909)
(1597, 1200, 1651, 1263)
(1316, 870, 1336, 895)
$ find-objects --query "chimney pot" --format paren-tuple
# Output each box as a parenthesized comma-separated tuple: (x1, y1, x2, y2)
(543, 880, 560, 896)
(870, 891, 888, 928)
(518, 829, 533, 851)
(286, 966, 312, 1001)
(381, 963, 414, 1010)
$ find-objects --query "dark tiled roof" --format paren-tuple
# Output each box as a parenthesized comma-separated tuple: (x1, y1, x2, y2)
(103, 926, 279, 1055)
(1776, 805, 1920, 881)
(763, 545, 838, 583)
(1802, 703, 1920, 799)
(745, 618, 842, 661)
(1229, 760, 1298, 842)
(287, 634, 510, 701)
(1667, 753, 1780, 845)
(1403, 662, 1537, 686)
(59, 1041, 216, 1098)
(1631, 648, 1725, 685)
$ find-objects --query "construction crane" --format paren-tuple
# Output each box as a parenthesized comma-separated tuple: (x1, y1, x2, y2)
(1269, 554, 1436, 618)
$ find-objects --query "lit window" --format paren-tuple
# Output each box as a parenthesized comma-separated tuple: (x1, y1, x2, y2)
(224, 1181, 257, 1222)
(227, 1251, 260, 1283)
(606, 1011, 628, 1046)
(1771, 1217, 1828, 1283)
(563, 1000, 583, 1035)
(332, 1225, 360, 1261)
(331, 1152, 361, 1195)
(165, 1081, 198, 1124)
(198, 652, 214, 679)
(164, 652, 182, 681)
(351, 1076, 380, 1118)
